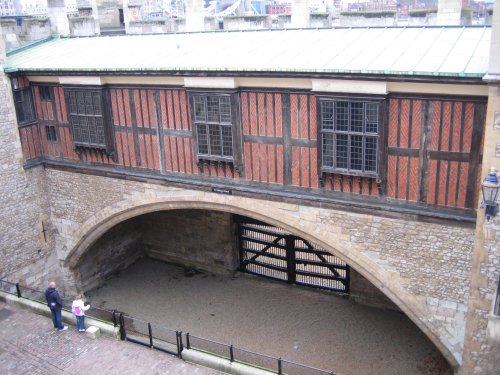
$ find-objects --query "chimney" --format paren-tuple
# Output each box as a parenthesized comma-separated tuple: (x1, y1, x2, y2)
(291, 0, 310, 29)
(437, 0, 462, 26)
(0, 24, 6, 64)
(185, 0, 205, 32)
(48, 0, 70, 36)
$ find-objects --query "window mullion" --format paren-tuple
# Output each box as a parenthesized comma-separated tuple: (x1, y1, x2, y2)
(206, 123, 212, 156)
(362, 135, 365, 173)
(220, 125, 224, 156)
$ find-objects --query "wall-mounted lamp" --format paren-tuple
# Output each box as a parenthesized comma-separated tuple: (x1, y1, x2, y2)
(481, 168, 500, 221)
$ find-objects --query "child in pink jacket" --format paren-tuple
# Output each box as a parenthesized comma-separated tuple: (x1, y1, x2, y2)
(71, 294, 90, 332)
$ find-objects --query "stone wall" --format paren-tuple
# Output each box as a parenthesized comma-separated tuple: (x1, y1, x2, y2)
(142, 210, 237, 275)
(350, 269, 399, 310)
(0, 36, 53, 286)
(461, 89, 500, 375)
(69, 16, 99, 36)
(76, 218, 144, 292)
(223, 16, 271, 30)
(35, 167, 474, 367)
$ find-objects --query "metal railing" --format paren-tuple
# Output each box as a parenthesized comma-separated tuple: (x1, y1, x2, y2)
(0, 279, 337, 375)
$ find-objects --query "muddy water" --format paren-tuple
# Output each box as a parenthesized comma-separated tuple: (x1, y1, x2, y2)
(87, 257, 451, 375)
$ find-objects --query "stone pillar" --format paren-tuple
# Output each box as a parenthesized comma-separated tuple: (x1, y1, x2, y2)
(13, 0, 22, 15)
(291, 0, 310, 28)
(437, 0, 462, 26)
(0, 24, 6, 64)
(47, 0, 70, 36)
(123, 0, 142, 34)
(460, 1, 500, 374)
(185, 0, 205, 32)
(72, 0, 100, 36)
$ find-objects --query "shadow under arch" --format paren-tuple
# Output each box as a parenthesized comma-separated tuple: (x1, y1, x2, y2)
(63, 198, 459, 369)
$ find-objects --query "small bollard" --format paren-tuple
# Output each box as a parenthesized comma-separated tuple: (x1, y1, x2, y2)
(86, 326, 100, 339)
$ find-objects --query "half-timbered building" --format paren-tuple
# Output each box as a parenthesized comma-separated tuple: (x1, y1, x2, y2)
(1, 25, 496, 373)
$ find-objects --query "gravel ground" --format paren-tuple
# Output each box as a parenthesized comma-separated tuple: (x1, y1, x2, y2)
(86, 257, 451, 375)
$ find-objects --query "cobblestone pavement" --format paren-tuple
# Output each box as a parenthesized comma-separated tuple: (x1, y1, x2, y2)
(0, 302, 223, 375)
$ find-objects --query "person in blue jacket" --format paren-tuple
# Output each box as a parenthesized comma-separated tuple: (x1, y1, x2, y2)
(45, 281, 67, 331)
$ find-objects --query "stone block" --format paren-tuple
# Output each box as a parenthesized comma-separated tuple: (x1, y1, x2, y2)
(86, 325, 100, 339)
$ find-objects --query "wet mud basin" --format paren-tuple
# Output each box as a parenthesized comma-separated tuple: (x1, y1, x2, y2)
(87, 257, 452, 375)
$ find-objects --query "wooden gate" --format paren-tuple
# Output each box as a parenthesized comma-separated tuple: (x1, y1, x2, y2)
(236, 216, 349, 293)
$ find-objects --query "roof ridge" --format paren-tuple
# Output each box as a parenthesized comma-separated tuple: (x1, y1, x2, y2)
(6, 35, 59, 57)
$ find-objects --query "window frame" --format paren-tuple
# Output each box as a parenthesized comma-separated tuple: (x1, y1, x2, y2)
(12, 85, 36, 126)
(45, 125, 58, 143)
(189, 91, 241, 165)
(317, 95, 386, 179)
(39, 85, 52, 102)
(64, 86, 113, 153)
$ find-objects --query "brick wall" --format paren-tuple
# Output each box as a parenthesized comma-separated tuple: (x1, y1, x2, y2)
(142, 210, 237, 275)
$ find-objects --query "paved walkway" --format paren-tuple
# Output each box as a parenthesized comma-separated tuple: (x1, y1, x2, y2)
(0, 301, 223, 375)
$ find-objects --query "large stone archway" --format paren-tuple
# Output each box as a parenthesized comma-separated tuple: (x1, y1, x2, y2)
(54, 178, 470, 369)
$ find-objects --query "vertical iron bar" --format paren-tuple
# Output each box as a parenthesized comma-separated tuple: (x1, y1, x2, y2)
(345, 264, 351, 294)
(112, 310, 117, 327)
(119, 313, 126, 340)
(148, 322, 153, 348)
(179, 331, 184, 353)
(237, 221, 244, 272)
(286, 235, 296, 284)
(186, 332, 191, 349)
(176, 331, 183, 358)
(230, 344, 234, 362)
(175, 332, 180, 357)
(15, 283, 21, 298)
(278, 357, 282, 375)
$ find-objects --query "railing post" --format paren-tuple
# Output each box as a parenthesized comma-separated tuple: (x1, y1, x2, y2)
(186, 332, 191, 349)
(119, 313, 126, 340)
(178, 331, 183, 358)
(148, 322, 153, 348)
(230, 344, 234, 362)
(15, 283, 21, 298)
(176, 331, 183, 358)
(278, 357, 282, 375)
(112, 310, 117, 327)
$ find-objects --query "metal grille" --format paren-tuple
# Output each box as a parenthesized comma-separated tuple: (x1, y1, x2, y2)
(66, 89, 106, 148)
(320, 99, 379, 176)
(237, 217, 349, 293)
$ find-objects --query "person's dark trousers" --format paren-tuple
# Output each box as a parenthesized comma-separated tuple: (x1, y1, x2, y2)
(51, 308, 64, 329)
(76, 315, 85, 331)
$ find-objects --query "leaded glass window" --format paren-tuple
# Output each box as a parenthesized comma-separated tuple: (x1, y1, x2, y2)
(14, 87, 36, 125)
(66, 89, 106, 149)
(192, 94, 233, 161)
(320, 99, 379, 176)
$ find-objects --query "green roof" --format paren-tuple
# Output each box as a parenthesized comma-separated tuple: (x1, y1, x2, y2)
(4, 26, 492, 78)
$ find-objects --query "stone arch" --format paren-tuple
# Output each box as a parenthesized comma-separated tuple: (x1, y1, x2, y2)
(62, 191, 459, 368)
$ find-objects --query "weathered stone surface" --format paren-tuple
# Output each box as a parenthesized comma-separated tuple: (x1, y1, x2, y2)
(0, 65, 52, 285)
(18, 167, 471, 367)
